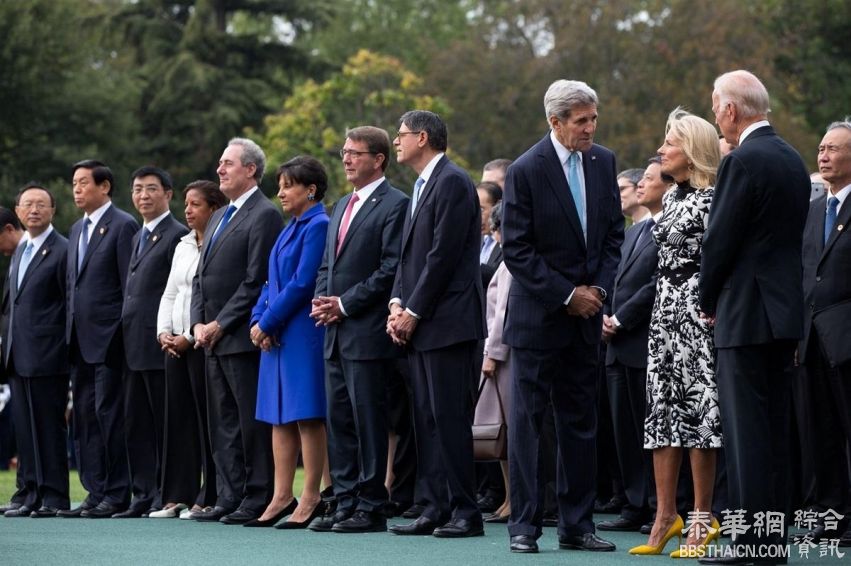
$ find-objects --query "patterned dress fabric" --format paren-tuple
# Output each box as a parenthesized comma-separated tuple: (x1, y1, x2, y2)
(644, 183, 722, 449)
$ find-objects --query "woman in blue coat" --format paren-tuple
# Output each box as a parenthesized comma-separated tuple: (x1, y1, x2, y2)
(248, 156, 330, 528)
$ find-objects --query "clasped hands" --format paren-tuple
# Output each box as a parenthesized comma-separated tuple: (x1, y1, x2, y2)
(310, 296, 343, 327)
(249, 323, 277, 352)
(158, 333, 191, 358)
(567, 285, 604, 319)
(193, 320, 223, 350)
(386, 304, 417, 346)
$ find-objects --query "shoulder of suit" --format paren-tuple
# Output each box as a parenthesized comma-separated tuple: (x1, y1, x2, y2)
(110, 205, 138, 223)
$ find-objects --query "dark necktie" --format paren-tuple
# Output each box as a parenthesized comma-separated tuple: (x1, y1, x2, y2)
(77, 217, 91, 272)
(207, 204, 236, 257)
(336, 192, 360, 255)
(824, 196, 839, 244)
(137, 227, 151, 256)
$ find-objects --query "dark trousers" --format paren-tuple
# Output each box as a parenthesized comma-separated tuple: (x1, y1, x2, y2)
(70, 338, 130, 506)
(408, 341, 479, 522)
(509, 343, 598, 539)
(325, 351, 391, 513)
(124, 368, 165, 510)
(802, 333, 851, 523)
(606, 362, 651, 522)
(596, 348, 623, 506)
(7, 372, 70, 509)
(162, 348, 216, 507)
(716, 341, 794, 551)
(387, 358, 417, 509)
(206, 351, 272, 513)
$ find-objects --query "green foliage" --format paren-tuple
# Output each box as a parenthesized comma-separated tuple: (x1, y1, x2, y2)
(255, 50, 452, 202)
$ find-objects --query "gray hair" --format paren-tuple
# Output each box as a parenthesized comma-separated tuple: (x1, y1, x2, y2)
(227, 137, 266, 184)
(713, 70, 770, 120)
(544, 80, 598, 124)
(826, 118, 851, 134)
(618, 168, 644, 187)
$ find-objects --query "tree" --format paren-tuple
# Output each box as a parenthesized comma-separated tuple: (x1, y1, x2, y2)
(255, 50, 452, 202)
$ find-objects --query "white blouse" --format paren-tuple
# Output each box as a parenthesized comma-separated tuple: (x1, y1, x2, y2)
(156, 230, 201, 342)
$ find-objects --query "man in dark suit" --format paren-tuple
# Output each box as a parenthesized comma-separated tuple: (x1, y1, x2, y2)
(190, 137, 282, 524)
(477, 181, 504, 290)
(386, 110, 485, 538)
(796, 121, 851, 544)
(698, 70, 810, 564)
(60, 160, 139, 518)
(1, 186, 69, 518)
(501, 79, 624, 554)
(309, 126, 409, 533)
(597, 157, 666, 532)
(119, 166, 188, 518)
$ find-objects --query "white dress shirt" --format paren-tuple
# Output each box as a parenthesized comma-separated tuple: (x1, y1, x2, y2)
(156, 230, 201, 343)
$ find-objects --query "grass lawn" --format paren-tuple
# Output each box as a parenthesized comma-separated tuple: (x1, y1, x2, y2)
(0, 468, 305, 505)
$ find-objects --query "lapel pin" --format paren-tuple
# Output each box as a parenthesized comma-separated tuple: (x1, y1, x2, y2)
(838, 224, 844, 231)
(591, 155, 596, 161)
(99, 227, 106, 235)
(41, 249, 47, 256)
(152, 234, 159, 242)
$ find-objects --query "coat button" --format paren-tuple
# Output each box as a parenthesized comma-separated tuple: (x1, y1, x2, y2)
(816, 276, 821, 282)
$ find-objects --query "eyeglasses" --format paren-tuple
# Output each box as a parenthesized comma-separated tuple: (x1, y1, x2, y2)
(17, 202, 50, 211)
(339, 149, 375, 159)
(395, 130, 422, 138)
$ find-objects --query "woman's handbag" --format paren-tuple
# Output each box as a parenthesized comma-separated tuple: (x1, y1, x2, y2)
(472, 375, 507, 461)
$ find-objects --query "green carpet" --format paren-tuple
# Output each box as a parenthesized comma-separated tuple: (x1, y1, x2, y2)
(0, 515, 844, 566)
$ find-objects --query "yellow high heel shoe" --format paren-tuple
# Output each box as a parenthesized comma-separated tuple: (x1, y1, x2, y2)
(670, 517, 721, 558)
(629, 515, 684, 555)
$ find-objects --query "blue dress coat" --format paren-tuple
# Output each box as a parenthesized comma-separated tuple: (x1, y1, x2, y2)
(251, 202, 328, 425)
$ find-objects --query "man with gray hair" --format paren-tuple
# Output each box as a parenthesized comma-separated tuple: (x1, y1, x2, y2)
(617, 168, 649, 225)
(501, 79, 624, 553)
(190, 137, 283, 524)
(698, 70, 810, 564)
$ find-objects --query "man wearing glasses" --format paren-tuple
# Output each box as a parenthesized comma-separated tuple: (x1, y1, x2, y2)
(309, 126, 409, 533)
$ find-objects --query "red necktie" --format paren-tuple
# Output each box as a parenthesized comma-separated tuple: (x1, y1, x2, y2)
(336, 192, 360, 255)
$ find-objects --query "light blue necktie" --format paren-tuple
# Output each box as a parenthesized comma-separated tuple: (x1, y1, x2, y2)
(77, 217, 91, 272)
(207, 204, 237, 257)
(411, 177, 425, 217)
(824, 196, 839, 244)
(567, 152, 586, 236)
(16, 241, 34, 289)
(137, 227, 151, 256)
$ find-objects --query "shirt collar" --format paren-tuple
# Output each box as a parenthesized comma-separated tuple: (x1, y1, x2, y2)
(22, 224, 54, 252)
(230, 186, 259, 210)
(738, 120, 771, 145)
(829, 183, 851, 208)
(419, 154, 444, 184)
(550, 130, 583, 167)
(353, 176, 385, 201)
(143, 210, 171, 232)
(84, 200, 113, 227)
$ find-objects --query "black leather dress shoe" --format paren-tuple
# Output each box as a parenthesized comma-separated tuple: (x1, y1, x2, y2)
(220, 508, 258, 525)
(82, 502, 125, 519)
(31, 506, 62, 518)
(192, 506, 233, 522)
(640, 520, 653, 535)
(309, 508, 351, 532)
(433, 517, 484, 538)
(594, 496, 625, 514)
(789, 524, 834, 542)
(558, 532, 616, 551)
(401, 504, 424, 519)
(597, 516, 646, 531)
(389, 516, 442, 535)
(112, 507, 146, 519)
(0, 502, 22, 514)
(4, 505, 33, 517)
(510, 535, 539, 553)
(839, 527, 851, 547)
(332, 510, 387, 533)
(484, 513, 508, 524)
(542, 513, 558, 527)
(244, 499, 298, 527)
(57, 502, 95, 518)
(476, 494, 499, 513)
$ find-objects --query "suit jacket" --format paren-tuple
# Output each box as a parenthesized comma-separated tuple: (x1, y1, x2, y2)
(315, 180, 409, 361)
(800, 194, 851, 358)
(605, 219, 659, 368)
(501, 135, 624, 349)
(3, 230, 69, 377)
(391, 156, 485, 351)
(699, 125, 810, 348)
(191, 189, 283, 356)
(122, 214, 189, 371)
(480, 242, 503, 289)
(66, 204, 140, 364)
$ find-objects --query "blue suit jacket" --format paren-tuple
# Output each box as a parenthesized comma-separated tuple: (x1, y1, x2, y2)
(502, 135, 624, 349)
(3, 230, 69, 377)
(66, 204, 139, 364)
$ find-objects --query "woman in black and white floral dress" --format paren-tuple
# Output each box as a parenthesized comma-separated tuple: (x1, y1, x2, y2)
(630, 108, 722, 557)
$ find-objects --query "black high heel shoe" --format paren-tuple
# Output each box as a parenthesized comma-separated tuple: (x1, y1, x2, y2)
(243, 499, 298, 527)
(274, 500, 324, 530)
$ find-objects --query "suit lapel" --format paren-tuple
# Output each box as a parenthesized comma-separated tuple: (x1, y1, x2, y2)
(200, 206, 224, 271)
(820, 197, 851, 263)
(131, 216, 171, 269)
(16, 232, 55, 297)
(8, 243, 22, 303)
(204, 193, 257, 265)
(615, 225, 641, 285)
(582, 149, 599, 246)
(537, 138, 585, 246)
(337, 182, 386, 259)
(78, 206, 114, 278)
(402, 157, 448, 249)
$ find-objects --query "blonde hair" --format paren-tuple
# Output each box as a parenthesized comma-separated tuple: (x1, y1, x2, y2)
(665, 107, 721, 189)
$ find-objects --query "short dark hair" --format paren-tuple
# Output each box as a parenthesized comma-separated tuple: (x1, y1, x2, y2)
(346, 126, 392, 172)
(648, 156, 675, 183)
(277, 156, 328, 202)
(131, 165, 173, 191)
(16, 182, 55, 207)
(184, 180, 227, 210)
(483, 158, 513, 174)
(617, 168, 644, 187)
(476, 181, 503, 205)
(0, 206, 22, 231)
(489, 201, 503, 233)
(72, 159, 115, 196)
(399, 110, 448, 152)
